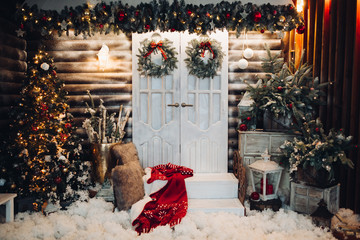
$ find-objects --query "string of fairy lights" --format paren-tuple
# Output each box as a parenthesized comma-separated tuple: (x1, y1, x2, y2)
(15, 0, 305, 38)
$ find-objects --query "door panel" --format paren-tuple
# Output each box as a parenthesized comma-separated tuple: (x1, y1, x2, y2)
(180, 31, 228, 173)
(132, 32, 181, 168)
(132, 31, 228, 173)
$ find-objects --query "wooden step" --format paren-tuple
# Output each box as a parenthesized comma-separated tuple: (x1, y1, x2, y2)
(185, 173, 238, 199)
(188, 198, 245, 216)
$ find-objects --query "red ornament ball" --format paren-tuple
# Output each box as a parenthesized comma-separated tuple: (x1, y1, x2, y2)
(42, 16, 47, 21)
(239, 124, 248, 131)
(145, 24, 150, 30)
(187, 10, 192, 16)
(253, 11, 262, 22)
(32, 126, 39, 131)
(251, 192, 260, 201)
(118, 11, 125, 21)
(20, 24, 24, 29)
(289, 5, 294, 10)
(288, 103, 293, 109)
(296, 25, 306, 34)
(99, 24, 104, 28)
(260, 29, 265, 33)
(135, 11, 140, 17)
(171, 28, 176, 32)
(102, 4, 106, 9)
(273, 10, 277, 15)
(226, 13, 231, 19)
(69, 12, 73, 17)
(315, 127, 320, 132)
(52, 70, 57, 76)
(246, 117, 251, 121)
(277, 86, 283, 91)
(54, 177, 62, 184)
(65, 123, 72, 128)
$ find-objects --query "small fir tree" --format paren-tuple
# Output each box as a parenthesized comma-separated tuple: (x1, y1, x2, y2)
(4, 48, 90, 210)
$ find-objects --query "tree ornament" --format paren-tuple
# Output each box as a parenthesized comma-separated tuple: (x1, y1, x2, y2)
(226, 13, 231, 19)
(40, 62, 50, 71)
(246, 117, 251, 121)
(187, 10, 192, 16)
(60, 20, 68, 31)
(238, 58, 248, 69)
(65, 123, 72, 128)
(253, 11, 262, 22)
(296, 25, 306, 34)
(118, 10, 125, 21)
(145, 24, 150, 30)
(54, 176, 62, 184)
(137, 38, 178, 78)
(243, 48, 254, 59)
(16, 28, 25, 37)
(260, 29, 265, 33)
(277, 86, 283, 91)
(279, 15, 286, 22)
(239, 123, 248, 131)
(315, 127, 320, 132)
(184, 38, 224, 79)
(288, 103, 293, 109)
(250, 192, 260, 201)
(273, 10, 277, 15)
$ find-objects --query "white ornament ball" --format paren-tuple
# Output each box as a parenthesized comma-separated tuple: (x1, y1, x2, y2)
(238, 58, 248, 69)
(244, 48, 254, 59)
(40, 62, 49, 71)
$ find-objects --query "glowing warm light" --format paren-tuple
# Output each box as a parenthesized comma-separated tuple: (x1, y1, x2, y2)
(97, 44, 109, 71)
(297, 0, 304, 12)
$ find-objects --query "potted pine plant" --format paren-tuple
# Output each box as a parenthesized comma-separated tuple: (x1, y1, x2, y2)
(280, 116, 354, 187)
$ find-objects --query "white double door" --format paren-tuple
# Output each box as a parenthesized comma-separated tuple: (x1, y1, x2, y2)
(132, 31, 228, 173)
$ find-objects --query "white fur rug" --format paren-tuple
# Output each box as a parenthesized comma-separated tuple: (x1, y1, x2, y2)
(0, 196, 338, 240)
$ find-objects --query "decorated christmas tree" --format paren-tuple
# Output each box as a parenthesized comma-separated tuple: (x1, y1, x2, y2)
(2, 49, 90, 210)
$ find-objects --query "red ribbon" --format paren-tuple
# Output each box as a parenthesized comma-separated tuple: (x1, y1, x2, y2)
(144, 41, 167, 60)
(200, 41, 216, 59)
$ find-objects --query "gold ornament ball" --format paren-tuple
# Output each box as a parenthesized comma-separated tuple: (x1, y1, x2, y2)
(62, 168, 68, 173)
(10, 183, 16, 189)
(279, 15, 286, 22)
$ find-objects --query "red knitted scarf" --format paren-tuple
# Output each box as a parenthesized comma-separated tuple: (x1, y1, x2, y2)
(132, 163, 193, 234)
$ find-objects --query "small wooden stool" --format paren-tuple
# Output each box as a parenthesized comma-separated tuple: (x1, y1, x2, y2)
(0, 193, 17, 222)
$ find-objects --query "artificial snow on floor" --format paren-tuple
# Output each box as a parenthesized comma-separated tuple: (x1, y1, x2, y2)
(0, 197, 336, 240)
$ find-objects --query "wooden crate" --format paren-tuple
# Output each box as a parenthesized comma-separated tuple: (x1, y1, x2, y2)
(290, 182, 340, 214)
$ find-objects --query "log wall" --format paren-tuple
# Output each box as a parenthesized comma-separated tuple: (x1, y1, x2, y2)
(0, 16, 27, 130)
(28, 30, 282, 169)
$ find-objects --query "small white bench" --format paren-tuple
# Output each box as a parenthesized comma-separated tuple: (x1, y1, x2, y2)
(0, 193, 17, 223)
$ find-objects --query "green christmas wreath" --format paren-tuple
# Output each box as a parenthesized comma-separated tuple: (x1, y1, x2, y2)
(184, 38, 225, 79)
(137, 38, 178, 78)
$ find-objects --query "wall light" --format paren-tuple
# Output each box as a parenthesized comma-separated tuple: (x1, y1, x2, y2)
(97, 44, 109, 71)
(297, 0, 304, 13)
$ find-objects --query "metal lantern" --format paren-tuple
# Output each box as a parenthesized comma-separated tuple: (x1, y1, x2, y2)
(248, 149, 283, 201)
(311, 199, 334, 229)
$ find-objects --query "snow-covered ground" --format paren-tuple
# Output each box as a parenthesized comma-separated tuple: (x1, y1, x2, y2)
(0, 196, 341, 240)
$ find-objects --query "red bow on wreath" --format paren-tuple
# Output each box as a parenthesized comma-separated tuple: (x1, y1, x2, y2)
(144, 41, 168, 60)
(200, 41, 216, 59)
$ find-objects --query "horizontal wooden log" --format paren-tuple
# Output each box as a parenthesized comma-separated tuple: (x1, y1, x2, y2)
(0, 56, 27, 72)
(42, 50, 132, 62)
(0, 82, 22, 94)
(55, 61, 131, 73)
(0, 68, 26, 83)
(37, 39, 131, 51)
(229, 39, 282, 50)
(65, 83, 132, 94)
(0, 45, 27, 61)
(228, 72, 266, 83)
(229, 31, 280, 39)
(69, 106, 132, 115)
(0, 94, 20, 106)
(228, 50, 282, 62)
(228, 106, 239, 118)
(58, 72, 132, 84)
(0, 32, 26, 50)
(229, 61, 264, 73)
(67, 94, 132, 106)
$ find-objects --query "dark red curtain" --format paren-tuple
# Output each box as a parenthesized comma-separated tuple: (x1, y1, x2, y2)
(305, 0, 360, 213)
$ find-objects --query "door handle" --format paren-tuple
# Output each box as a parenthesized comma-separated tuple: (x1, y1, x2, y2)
(167, 103, 179, 108)
(181, 103, 193, 108)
